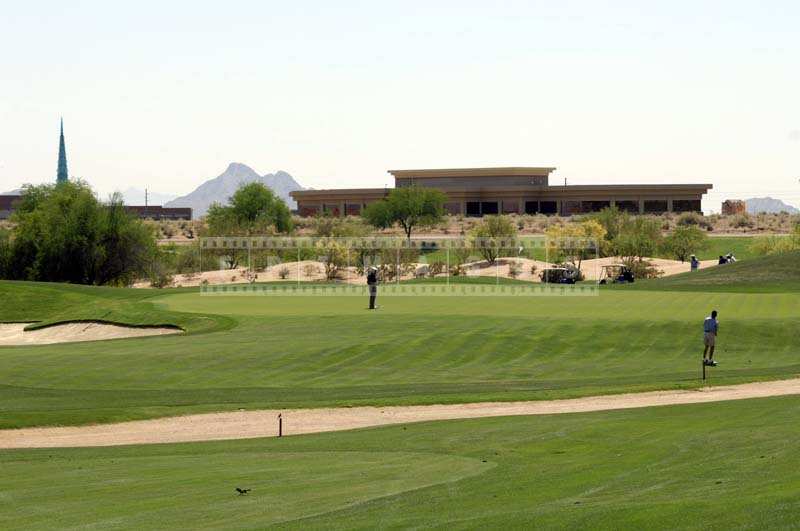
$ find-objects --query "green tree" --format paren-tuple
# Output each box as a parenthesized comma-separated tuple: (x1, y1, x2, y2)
(7, 181, 156, 285)
(545, 219, 606, 269)
(206, 182, 292, 235)
(612, 216, 663, 277)
(470, 215, 517, 265)
(0, 227, 12, 279)
(664, 225, 708, 262)
(590, 206, 628, 257)
(205, 182, 293, 269)
(362, 186, 447, 240)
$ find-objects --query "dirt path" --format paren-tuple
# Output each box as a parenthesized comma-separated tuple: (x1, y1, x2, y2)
(3, 378, 800, 449)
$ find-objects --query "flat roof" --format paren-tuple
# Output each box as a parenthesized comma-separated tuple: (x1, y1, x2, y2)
(388, 167, 556, 179)
(290, 188, 388, 198)
(291, 183, 712, 198)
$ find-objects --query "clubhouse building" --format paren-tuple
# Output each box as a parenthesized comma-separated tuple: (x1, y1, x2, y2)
(290, 167, 712, 217)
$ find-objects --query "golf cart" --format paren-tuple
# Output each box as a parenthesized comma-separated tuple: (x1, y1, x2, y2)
(540, 265, 579, 284)
(598, 264, 634, 284)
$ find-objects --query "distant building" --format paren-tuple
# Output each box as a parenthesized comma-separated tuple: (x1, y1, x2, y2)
(0, 194, 21, 220)
(291, 167, 712, 217)
(124, 205, 192, 220)
(57, 118, 68, 183)
(721, 199, 746, 215)
(1, 196, 191, 221)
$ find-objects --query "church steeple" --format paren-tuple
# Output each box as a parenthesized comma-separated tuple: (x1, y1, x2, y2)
(56, 118, 68, 183)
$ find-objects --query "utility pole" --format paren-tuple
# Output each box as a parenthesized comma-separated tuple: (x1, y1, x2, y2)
(145, 188, 149, 218)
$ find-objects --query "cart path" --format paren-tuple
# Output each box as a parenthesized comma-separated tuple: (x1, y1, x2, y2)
(3, 378, 800, 449)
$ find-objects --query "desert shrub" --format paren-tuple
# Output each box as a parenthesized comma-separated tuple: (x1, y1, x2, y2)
(313, 215, 370, 238)
(450, 264, 465, 276)
(470, 215, 518, 265)
(173, 244, 200, 274)
(677, 212, 713, 230)
(663, 225, 708, 262)
(315, 239, 348, 280)
(149, 259, 173, 288)
(750, 228, 800, 256)
(732, 214, 755, 229)
(614, 217, 663, 263)
(159, 222, 176, 239)
(508, 260, 521, 279)
(627, 259, 663, 279)
(303, 263, 320, 278)
(545, 219, 606, 265)
(445, 246, 473, 276)
(677, 212, 701, 226)
(428, 261, 446, 277)
(530, 263, 538, 276)
(278, 266, 291, 279)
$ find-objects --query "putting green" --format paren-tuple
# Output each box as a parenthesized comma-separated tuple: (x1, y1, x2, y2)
(1, 279, 799, 428)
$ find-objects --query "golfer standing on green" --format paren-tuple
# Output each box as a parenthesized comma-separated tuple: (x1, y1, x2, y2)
(703, 310, 719, 366)
(367, 266, 378, 310)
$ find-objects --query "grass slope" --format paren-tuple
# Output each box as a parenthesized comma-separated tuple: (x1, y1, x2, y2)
(1, 280, 799, 428)
(0, 280, 234, 332)
(635, 251, 800, 292)
(3, 396, 800, 529)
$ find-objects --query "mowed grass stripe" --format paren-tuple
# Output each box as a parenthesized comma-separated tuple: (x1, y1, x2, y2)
(4, 396, 800, 528)
(2, 281, 800, 428)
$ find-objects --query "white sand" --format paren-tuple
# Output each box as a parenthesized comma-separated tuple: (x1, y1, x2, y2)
(0, 322, 181, 346)
(579, 256, 718, 280)
(3, 378, 799, 448)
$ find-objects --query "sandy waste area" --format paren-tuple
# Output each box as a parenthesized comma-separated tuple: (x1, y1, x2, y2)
(3, 378, 798, 448)
(134, 256, 719, 288)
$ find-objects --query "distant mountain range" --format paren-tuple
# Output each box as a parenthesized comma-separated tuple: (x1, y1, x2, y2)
(1, 189, 22, 195)
(165, 163, 304, 219)
(745, 197, 799, 215)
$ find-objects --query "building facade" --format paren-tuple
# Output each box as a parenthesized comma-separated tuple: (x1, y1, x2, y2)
(124, 205, 192, 220)
(291, 167, 712, 217)
(0, 195, 20, 220)
(0, 197, 191, 221)
(721, 199, 746, 216)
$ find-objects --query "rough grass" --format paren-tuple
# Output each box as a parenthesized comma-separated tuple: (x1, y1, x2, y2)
(1, 280, 799, 428)
(3, 396, 800, 529)
(634, 251, 800, 292)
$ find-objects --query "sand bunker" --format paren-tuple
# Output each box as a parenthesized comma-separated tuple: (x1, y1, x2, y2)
(3, 378, 799, 448)
(0, 322, 182, 346)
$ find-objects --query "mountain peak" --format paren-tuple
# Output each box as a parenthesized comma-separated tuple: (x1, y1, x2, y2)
(165, 164, 305, 218)
(746, 197, 799, 215)
(221, 162, 260, 180)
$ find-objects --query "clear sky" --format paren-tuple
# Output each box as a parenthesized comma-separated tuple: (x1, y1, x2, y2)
(1, 0, 798, 210)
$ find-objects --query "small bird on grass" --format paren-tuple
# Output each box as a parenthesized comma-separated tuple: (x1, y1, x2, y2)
(235, 488, 251, 496)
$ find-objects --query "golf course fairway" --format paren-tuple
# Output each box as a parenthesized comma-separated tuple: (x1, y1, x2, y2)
(0, 272, 799, 429)
(3, 396, 800, 529)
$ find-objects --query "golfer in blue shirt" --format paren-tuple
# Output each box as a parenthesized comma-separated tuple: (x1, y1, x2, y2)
(703, 310, 719, 366)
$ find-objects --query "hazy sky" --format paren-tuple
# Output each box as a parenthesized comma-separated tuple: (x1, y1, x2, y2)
(1, 0, 798, 210)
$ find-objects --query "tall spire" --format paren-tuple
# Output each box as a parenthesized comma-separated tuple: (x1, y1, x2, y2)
(56, 118, 68, 183)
